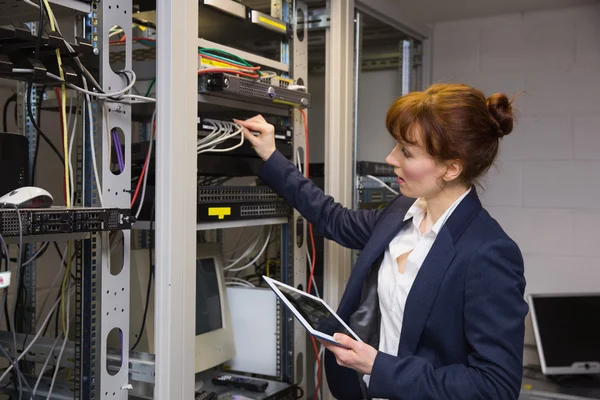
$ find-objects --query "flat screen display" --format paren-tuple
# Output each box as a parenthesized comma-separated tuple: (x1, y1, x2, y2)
(532, 295, 600, 367)
(196, 258, 223, 335)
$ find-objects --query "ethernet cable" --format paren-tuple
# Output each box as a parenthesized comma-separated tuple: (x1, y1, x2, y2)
(11, 69, 155, 104)
(197, 121, 245, 154)
(225, 227, 273, 273)
(0, 286, 76, 385)
(47, 277, 70, 399)
(225, 277, 255, 288)
(134, 109, 156, 220)
(83, 79, 104, 207)
(365, 175, 399, 195)
(224, 234, 261, 270)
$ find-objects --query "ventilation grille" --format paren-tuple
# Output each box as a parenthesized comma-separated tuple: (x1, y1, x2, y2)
(240, 203, 289, 217)
(0, 211, 30, 236)
(259, 77, 291, 88)
(238, 79, 269, 99)
(107, 211, 120, 230)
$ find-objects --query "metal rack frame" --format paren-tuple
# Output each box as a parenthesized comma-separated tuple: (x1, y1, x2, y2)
(152, 0, 311, 398)
(1, 0, 370, 398)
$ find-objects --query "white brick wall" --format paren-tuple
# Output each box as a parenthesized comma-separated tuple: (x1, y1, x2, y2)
(432, 5, 600, 358)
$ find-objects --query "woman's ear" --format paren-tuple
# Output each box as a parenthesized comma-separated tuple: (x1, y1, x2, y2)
(443, 160, 463, 182)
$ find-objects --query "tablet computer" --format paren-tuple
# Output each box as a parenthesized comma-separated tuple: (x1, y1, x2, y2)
(262, 276, 361, 347)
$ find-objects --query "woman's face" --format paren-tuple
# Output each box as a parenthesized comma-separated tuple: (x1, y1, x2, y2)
(385, 131, 449, 199)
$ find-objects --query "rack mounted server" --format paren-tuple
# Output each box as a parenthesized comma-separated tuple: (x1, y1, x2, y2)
(198, 73, 311, 109)
(0, 207, 133, 237)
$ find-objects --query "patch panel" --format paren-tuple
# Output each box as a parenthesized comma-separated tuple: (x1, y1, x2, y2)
(197, 186, 283, 203)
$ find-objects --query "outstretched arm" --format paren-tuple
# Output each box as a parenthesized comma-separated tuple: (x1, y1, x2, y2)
(235, 115, 390, 250)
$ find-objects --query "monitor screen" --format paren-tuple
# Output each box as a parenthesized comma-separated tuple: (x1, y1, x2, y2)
(270, 280, 355, 339)
(196, 258, 223, 335)
(531, 295, 600, 369)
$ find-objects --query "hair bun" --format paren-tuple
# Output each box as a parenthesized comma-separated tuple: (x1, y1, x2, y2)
(486, 93, 514, 138)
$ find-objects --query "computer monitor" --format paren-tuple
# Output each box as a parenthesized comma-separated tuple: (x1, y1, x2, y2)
(528, 293, 600, 375)
(195, 243, 235, 373)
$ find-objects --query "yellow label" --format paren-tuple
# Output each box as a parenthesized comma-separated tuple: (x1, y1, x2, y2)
(259, 16, 286, 31)
(199, 58, 242, 69)
(208, 207, 231, 220)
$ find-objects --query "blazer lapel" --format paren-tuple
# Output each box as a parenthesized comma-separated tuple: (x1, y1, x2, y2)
(398, 188, 482, 357)
(397, 227, 455, 357)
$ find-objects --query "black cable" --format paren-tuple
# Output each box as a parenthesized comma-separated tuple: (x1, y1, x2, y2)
(28, 0, 61, 185)
(0, 344, 33, 398)
(131, 198, 155, 351)
(26, 81, 64, 167)
(41, 243, 76, 337)
(9, 242, 49, 264)
(30, 85, 46, 185)
(291, 384, 304, 400)
(35, 0, 45, 55)
(2, 94, 17, 132)
(132, 17, 156, 30)
(51, 242, 77, 280)
(0, 233, 10, 333)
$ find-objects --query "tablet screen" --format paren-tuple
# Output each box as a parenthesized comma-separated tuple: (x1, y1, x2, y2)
(271, 280, 356, 339)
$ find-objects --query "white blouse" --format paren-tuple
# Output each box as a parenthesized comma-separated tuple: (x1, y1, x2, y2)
(364, 188, 471, 390)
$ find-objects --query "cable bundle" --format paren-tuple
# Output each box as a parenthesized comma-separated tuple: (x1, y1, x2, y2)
(197, 119, 244, 154)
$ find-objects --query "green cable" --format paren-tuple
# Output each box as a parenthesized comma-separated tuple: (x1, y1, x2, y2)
(198, 49, 262, 76)
(145, 77, 156, 97)
(198, 51, 248, 68)
(198, 47, 253, 67)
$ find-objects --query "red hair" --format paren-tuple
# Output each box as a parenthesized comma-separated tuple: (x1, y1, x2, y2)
(386, 83, 517, 184)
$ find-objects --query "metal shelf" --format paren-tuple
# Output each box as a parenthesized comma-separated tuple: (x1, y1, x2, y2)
(134, 217, 288, 231)
(130, 92, 290, 122)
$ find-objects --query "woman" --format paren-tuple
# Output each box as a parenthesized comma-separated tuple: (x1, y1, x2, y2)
(235, 83, 528, 400)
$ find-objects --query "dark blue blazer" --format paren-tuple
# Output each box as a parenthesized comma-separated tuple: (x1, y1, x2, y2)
(259, 151, 528, 400)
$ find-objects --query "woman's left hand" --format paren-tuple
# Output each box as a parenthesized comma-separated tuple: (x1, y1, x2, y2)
(320, 333, 378, 375)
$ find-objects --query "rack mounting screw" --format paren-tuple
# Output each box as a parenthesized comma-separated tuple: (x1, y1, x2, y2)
(93, 47, 99, 55)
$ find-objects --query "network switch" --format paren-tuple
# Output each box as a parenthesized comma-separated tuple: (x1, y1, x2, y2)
(197, 186, 283, 203)
(137, 186, 289, 223)
(357, 161, 395, 177)
(358, 188, 398, 204)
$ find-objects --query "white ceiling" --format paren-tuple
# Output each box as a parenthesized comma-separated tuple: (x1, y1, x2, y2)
(358, 0, 599, 37)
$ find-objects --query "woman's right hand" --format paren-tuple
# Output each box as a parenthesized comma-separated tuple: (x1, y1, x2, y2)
(233, 115, 277, 161)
